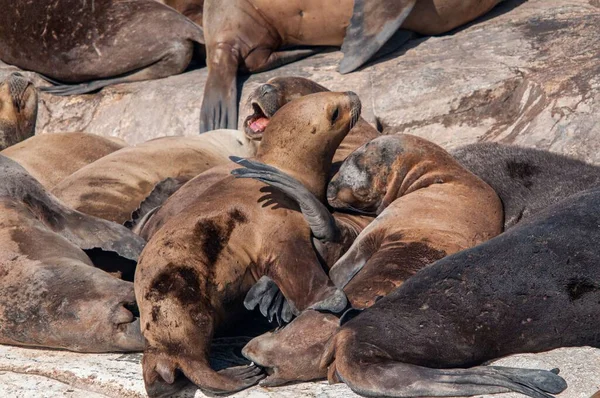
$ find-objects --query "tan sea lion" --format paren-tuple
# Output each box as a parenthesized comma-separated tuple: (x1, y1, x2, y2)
(199, 0, 503, 132)
(0, 0, 204, 96)
(52, 130, 256, 230)
(242, 76, 380, 168)
(135, 91, 360, 396)
(2, 132, 126, 190)
(236, 134, 502, 385)
(0, 154, 145, 352)
(0, 73, 37, 150)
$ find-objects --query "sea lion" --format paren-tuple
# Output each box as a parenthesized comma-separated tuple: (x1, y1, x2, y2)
(0, 154, 145, 352)
(237, 134, 502, 385)
(199, 0, 503, 132)
(0, 0, 204, 96)
(243, 76, 380, 168)
(135, 92, 360, 396)
(320, 186, 600, 398)
(52, 130, 256, 229)
(0, 72, 37, 150)
(451, 142, 600, 229)
(2, 132, 126, 190)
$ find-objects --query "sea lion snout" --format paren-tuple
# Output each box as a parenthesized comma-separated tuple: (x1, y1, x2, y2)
(0, 72, 37, 150)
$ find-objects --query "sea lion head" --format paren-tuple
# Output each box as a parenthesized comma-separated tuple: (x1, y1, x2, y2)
(0, 72, 37, 150)
(257, 91, 361, 199)
(327, 135, 407, 215)
(242, 310, 339, 386)
(243, 77, 328, 140)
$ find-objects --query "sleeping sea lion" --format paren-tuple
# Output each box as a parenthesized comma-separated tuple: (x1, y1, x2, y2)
(236, 134, 502, 385)
(451, 142, 600, 229)
(52, 130, 256, 230)
(199, 0, 503, 132)
(0, 0, 204, 96)
(321, 186, 600, 398)
(135, 91, 360, 396)
(0, 72, 37, 150)
(2, 132, 126, 190)
(243, 76, 380, 168)
(0, 155, 145, 352)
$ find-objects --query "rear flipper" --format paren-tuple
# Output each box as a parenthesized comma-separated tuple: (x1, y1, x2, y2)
(340, 0, 417, 74)
(230, 156, 339, 242)
(324, 330, 567, 398)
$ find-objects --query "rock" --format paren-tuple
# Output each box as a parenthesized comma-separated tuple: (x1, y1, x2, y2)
(0, 344, 598, 398)
(1, 0, 599, 164)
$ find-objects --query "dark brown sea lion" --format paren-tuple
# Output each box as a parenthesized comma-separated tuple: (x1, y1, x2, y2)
(2, 132, 126, 190)
(0, 154, 145, 352)
(321, 186, 600, 398)
(52, 130, 256, 229)
(199, 0, 503, 132)
(237, 134, 502, 385)
(242, 76, 380, 168)
(0, 73, 37, 150)
(0, 0, 204, 96)
(135, 91, 360, 396)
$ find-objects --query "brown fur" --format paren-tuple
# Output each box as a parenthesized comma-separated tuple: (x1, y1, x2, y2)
(52, 130, 257, 228)
(243, 134, 503, 385)
(135, 92, 360, 396)
(2, 132, 126, 190)
(0, 73, 37, 150)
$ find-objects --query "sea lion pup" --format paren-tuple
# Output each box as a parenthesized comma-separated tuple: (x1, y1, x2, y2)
(0, 72, 37, 150)
(52, 130, 256, 230)
(0, 155, 145, 352)
(0, 0, 204, 96)
(135, 92, 360, 397)
(321, 186, 600, 398)
(243, 76, 380, 168)
(199, 0, 502, 132)
(451, 142, 600, 229)
(2, 132, 126, 190)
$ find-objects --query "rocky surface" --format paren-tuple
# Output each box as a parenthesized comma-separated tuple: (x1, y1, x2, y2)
(0, 345, 599, 398)
(1, 0, 600, 397)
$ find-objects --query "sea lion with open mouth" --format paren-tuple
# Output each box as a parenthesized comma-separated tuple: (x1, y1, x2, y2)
(0, 73, 37, 150)
(0, 154, 145, 352)
(135, 92, 360, 397)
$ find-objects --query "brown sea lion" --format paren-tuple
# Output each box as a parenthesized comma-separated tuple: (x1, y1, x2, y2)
(199, 0, 503, 132)
(319, 186, 600, 398)
(242, 76, 380, 168)
(0, 0, 204, 96)
(135, 91, 360, 396)
(52, 130, 256, 229)
(2, 132, 126, 190)
(0, 73, 37, 150)
(0, 154, 145, 352)
(236, 134, 502, 385)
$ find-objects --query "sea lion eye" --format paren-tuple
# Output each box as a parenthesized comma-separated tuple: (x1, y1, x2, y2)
(331, 107, 339, 124)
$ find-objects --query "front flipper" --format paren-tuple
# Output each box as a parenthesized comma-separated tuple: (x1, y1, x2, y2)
(246, 48, 324, 73)
(200, 43, 240, 133)
(325, 330, 567, 398)
(230, 156, 339, 242)
(339, 0, 417, 74)
(244, 275, 300, 325)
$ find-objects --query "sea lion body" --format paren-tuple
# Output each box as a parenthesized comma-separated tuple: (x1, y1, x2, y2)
(452, 142, 600, 229)
(52, 130, 256, 228)
(324, 186, 600, 398)
(136, 92, 360, 396)
(242, 134, 502, 385)
(0, 155, 145, 352)
(0, 0, 204, 95)
(0, 73, 37, 150)
(200, 0, 502, 132)
(2, 132, 126, 190)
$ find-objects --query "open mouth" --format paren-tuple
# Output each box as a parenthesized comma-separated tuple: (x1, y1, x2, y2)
(243, 102, 271, 140)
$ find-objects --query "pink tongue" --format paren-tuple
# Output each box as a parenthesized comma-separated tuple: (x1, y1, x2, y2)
(250, 117, 269, 132)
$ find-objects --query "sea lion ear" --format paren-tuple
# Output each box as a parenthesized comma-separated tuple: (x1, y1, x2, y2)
(339, 0, 417, 74)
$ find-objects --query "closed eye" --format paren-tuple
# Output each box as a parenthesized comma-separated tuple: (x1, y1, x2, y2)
(331, 107, 339, 124)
